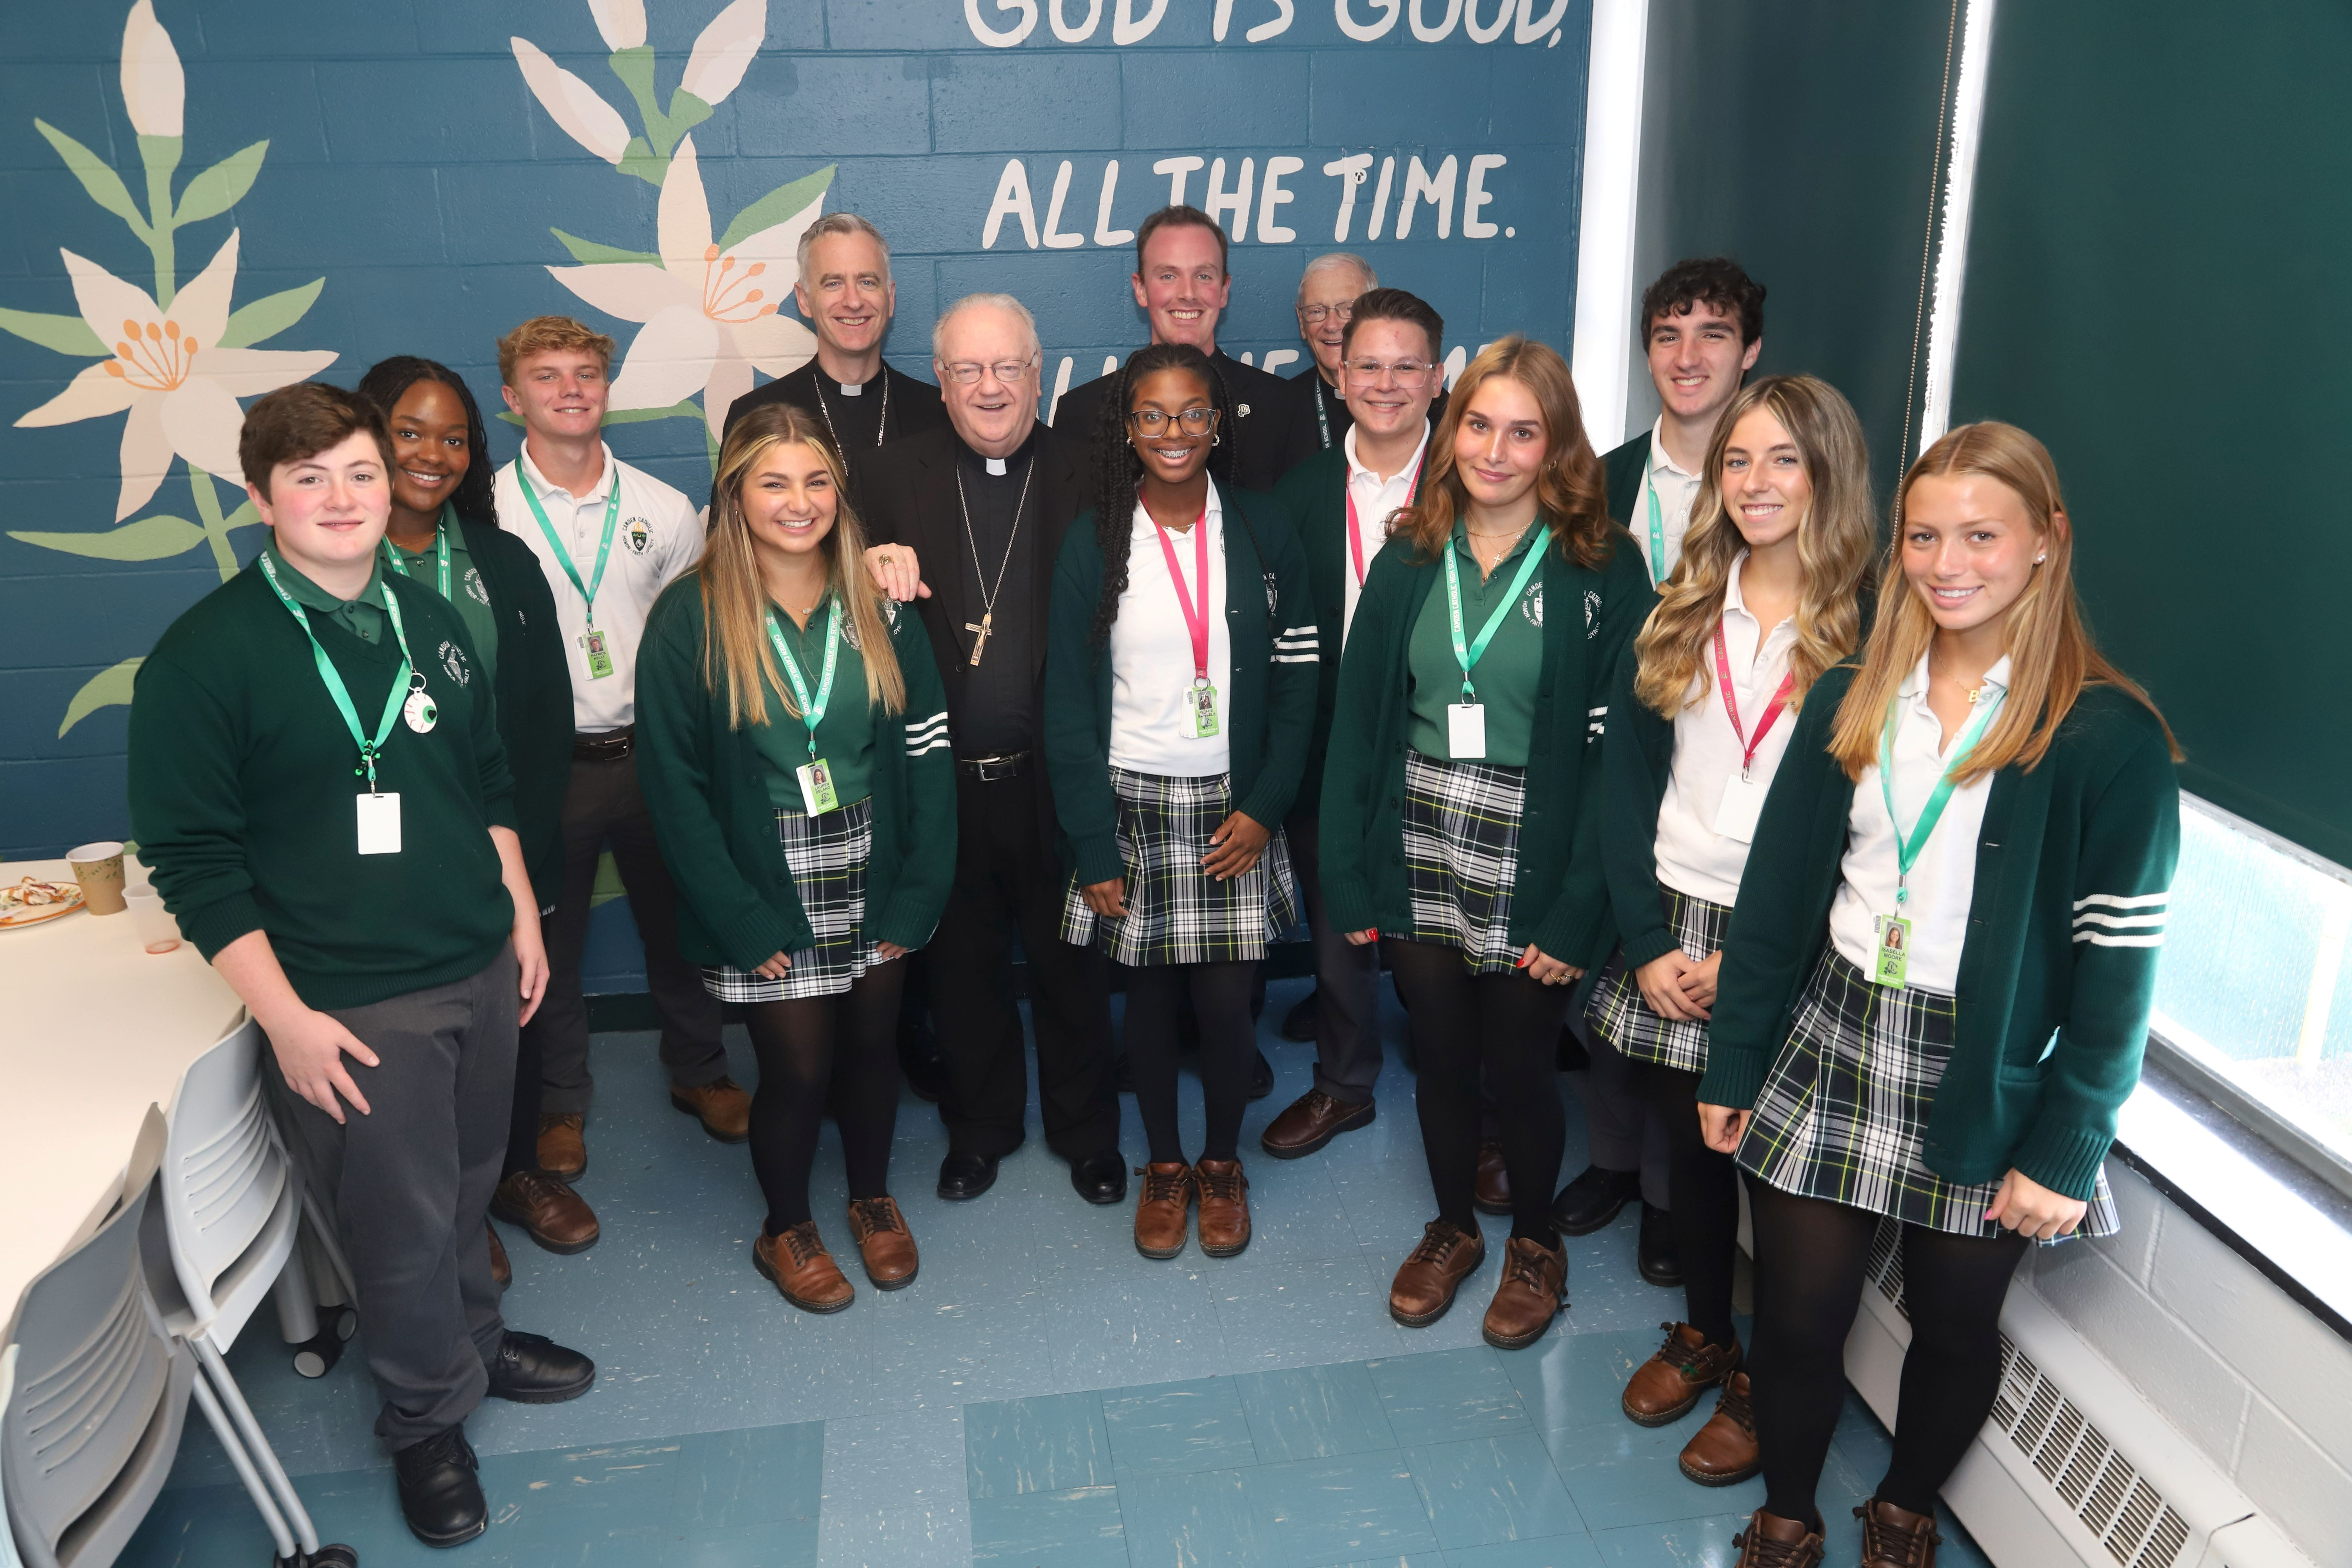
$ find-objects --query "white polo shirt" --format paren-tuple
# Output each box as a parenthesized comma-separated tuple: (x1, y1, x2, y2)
(1632, 418, 1704, 583)
(1340, 421, 1429, 647)
(495, 442, 701, 733)
(1109, 480, 1231, 777)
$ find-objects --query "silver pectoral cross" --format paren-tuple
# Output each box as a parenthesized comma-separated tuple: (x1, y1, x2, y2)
(965, 612, 992, 666)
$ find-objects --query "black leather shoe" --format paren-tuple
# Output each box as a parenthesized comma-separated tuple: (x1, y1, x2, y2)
(1250, 1048, 1274, 1101)
(1280, 989, 1320, 1043)
(937, 1151, 1000, 1200)
(1638, 1201, 1683, 1286)
(1551, 1165, 1643, 1237)
(1071, 1150, 1128, 1205)
(485, 1330, 596, 1404)
(395, 1424, 485, 1548)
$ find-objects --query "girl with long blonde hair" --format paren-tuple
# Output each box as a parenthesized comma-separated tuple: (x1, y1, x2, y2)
(635, 403, 955, 1316)
(1694, 422, 2180, 1568)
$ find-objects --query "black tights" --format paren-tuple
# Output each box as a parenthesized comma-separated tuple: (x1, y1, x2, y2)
(739, 962, 905, 1236)
(1389, 941, 1570, 1243)
(1123, 961, 1256, 1164)
(1749, 1182, 2027, 1525)
(1639, 1063, 1742, 1348)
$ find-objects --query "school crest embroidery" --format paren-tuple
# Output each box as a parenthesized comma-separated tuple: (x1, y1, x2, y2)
(464, 567, 489, 606)
(1583, 589, 1602, 638)
(882, 596, 901, 629)
(1263, 571, 1279, 615)
(438, 639, 471, 686)
(1520, 581, 1544, 626)
(841, 612, 863, 650)
(624, 516, 652, 554)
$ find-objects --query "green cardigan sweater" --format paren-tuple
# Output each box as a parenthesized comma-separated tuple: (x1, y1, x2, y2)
(634, 574, 956, 970)
(1696, 665, 2182, 1200)
(1270, 444, 1350, 812)
(454, 513, 573, 906)
(1044, 489, 1320, 885)
(1318, 524, 1652, 967)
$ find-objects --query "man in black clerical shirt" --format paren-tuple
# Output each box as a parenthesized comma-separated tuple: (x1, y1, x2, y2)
(859, 292, 1125, 1208)
(1282, 251, 1376, 459)
(1050, 205, 1306, 492)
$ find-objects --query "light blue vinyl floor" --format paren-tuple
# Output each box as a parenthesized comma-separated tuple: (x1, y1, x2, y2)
(119, 977, 1990, 1567)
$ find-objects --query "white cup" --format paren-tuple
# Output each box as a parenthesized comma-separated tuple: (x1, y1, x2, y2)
(125, 884, 181, 954)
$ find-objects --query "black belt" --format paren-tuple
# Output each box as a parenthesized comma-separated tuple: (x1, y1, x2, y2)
(955, 750, 1030, 782)
(573, 727, 634, 761)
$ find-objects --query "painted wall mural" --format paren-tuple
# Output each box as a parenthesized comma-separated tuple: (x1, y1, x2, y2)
(0, 0, 1591, 861)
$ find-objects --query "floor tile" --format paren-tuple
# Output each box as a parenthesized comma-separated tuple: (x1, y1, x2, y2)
(1116, 1465, 1277, 1566)
(1501, 1329, 1656, 1434)
(968, 1483, 1127, 1566)
(1334, 1556, 1446, 1568)
(671, 1421, 824, 1531)
(1210, 1251, 1413, 1373)
(1101, 1377, 1259, 1478)
(1234, 1360, 1399, 1462)
(816, 1405, 968, 1568)
(1590, 1509, 1752, 1566)
(1543, 1419, 1762, 1532)
(1369, 1346, 1530, 1446)
(964, 1390, 1113, 1499)
(1253, 1449, 1441, 1564)
(664, 1517, 821, 1568)
(1442, 1535, 1606, 1567)
(1405, 1433, 1585, 1551)
(475, 1437, 690, 1544)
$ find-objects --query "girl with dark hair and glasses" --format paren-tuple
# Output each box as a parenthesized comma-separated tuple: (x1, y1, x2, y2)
(1043, 342, 1319, 1262)
(356, 357, 589, 1271)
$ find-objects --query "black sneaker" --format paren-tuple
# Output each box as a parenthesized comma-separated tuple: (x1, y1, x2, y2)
(485, 1330, 597, 1404)
(394, 1424, 485, 1548)
(1550, 1165, 1643, 1236)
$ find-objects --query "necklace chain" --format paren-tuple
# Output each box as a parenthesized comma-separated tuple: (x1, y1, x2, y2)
(813, 363, 891, 450)
(954, 452, 1035, 649)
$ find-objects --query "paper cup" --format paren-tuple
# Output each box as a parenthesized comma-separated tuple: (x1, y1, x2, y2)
(67, 840, 127, 915)
(126, 884, 181, 954)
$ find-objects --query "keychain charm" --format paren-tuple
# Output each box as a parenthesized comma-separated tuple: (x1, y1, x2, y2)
(402, 672, 438, 734)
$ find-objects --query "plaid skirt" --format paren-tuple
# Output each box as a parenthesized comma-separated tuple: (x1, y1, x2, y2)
(701, 799, 887, 1002)
(1738, 949, 2119, 1241)
(1584, 885, 1733, 1074)
(1057, 767, 1298, 966)
(1401, 749, 1525, 975)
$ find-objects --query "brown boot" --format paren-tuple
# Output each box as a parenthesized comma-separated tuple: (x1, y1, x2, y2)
(1134, 1162, 1194, 1259)
(487, 1222, 511, 1289)
(490, 1170, 601, 1254)
(670, 1076, 752, 1143)
(536, 1113, 586, 1180)
(1473, 1139, 1511, 1215)
(1260, 1089, 1375, 1158)
(1389, 1220, 1486, 1327)
(846, 1196, 919, 1290)
(1857, 1498, 1942, 1568)
(1482, 1234, 1568, 1349)
(1193, 1159, 1252, 1257)
(1623, 1321, 1740, 1426)
(1733, 1510, 1825, 1567)
(753, 1222, 854, 1314)
(1681, 1371, 1760, 1485)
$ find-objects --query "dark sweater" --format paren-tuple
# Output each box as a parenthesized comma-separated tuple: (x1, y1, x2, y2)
(453, 513, 573, 905)
(1270, 445, 1349, 812)
(128, 564, 518, 1009)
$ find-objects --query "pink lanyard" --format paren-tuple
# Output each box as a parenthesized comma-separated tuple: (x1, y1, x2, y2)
(1152, 505, 1213, 681)
(1711, 620, 1796, 779)
(1344, 453, 1425, 588)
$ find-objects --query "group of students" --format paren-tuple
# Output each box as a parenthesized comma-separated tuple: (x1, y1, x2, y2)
(124, 205, 2179, 1568)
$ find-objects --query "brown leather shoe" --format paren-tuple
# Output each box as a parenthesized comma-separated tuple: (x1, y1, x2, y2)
(1681, 1370, 1760, 1485)
(846, 1196, 919, 1290)
(1857, 1497, 1942, 1568)
(487, 1222, 511, 1289)
(1733, 1510, 1825, 1567)
(1260, 1089, 1375, 1159)
(1389, 1220, 1487, 1327)
(1474, 1139, 1511, 1216)
(537, 1113, 586, 1180)
(1482, 1234, 1568, 1349)
(1134, 1162, 1194, 1259)
(753, 1222, 854, 1313)
(671, 1076, 752, 1143)
(1623, 1321, 1740, 1426)
(1193, 1159, 1252, 1257)
(490, 1170, 601, 1255)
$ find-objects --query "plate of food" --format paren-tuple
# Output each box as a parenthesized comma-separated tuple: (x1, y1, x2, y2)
(0, 876, 85, 929)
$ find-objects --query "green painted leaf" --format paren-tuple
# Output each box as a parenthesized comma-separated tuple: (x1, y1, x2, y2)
(551, 228, 661, 266)
(618, 137, 663, 186)
(175, 140, 268, 226)
(60, 657, 143, 737)
(602, 400, 704, 426)
(216, 278, 323, 349)
(220, 498, 261, 531)
(35, 119, 145, 233)
(0, 307, 106, 356)
(719, 165, 836, 253)
(10, 515, 208, 561)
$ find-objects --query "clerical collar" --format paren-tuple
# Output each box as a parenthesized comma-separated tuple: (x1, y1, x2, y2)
(959, 428, 1037, 481)
(835, 364, 883, 397)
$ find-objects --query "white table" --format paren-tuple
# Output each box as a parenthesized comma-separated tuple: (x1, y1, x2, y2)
(0, 857, 244, 1338)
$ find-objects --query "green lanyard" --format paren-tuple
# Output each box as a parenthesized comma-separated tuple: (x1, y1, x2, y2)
(381, 505, 453, 599)
(766, 599, 841, 761)
(519, 473, 622, 629)
(257, 552, 415, 793)
(1879, 686, 2007, 905)
(1441, 530, 1547, 703)
(1643, 469, 1669, 586)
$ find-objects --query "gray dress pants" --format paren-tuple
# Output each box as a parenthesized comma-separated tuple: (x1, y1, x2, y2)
(1288, 810, 1385, 1105)
(1581, 1029, 1672, 1209)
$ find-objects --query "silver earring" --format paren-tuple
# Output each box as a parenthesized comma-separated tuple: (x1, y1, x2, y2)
(1211, 432, 1222, 446)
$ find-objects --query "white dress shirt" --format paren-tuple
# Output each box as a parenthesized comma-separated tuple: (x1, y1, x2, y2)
(1828, 653, 2012, 993)
(1654, 553, 1801, 906)
(1633, 417, 1704, 583)
(496, 442, 701, 733)
(1109, 480, 1231, 777)
(1339, 421, 1430, 647)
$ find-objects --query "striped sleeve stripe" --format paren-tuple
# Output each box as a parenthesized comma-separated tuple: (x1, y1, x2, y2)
(904, 713, 949, 753)
(2075, 892, 2168, 910)
(1272, 654, 1319, 664)
(2074, 931, 2165, 948)
(2073, 911, 2166, 930)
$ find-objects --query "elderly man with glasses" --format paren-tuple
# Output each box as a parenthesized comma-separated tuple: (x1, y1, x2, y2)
(1283, 252, 1378, 458)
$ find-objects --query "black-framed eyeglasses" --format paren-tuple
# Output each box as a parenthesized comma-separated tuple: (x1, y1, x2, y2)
(1127, 407, 1219, 435)
(943, 357, 1035, 385)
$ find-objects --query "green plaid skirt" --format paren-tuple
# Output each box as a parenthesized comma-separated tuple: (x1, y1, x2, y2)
(701, 800, 886, 1001)
(1058, 767, 1298, 966)
(1401, 749, 1525, 975)
(1738, 949, 2119, 1240)
(1584, 884, 1732, 1074)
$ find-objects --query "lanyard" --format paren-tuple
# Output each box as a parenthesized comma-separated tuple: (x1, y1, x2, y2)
(1878, 686, 2007, 905)
(1642, 465, 1669, 586)
(257, 552, 415, 793)
(1344, 451, 1424, 589)
(1442, 530, 1547, 702)
(1710, 620, 1795, 778)
(1150, 505, 1213, 683)
(519, 472, 622, 628)
(381, 505, 453, 599)
(1314, 379, 1332, 449)
(766, 599, 841, 761)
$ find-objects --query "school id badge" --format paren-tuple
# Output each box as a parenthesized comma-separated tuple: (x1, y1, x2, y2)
(796, 758, 840, 816)
(356, 792, 402, 856)
(1448, 702, 1487, 760)
(581, 627, 615, 680)
(1873, 913, 1911, 988)
(1183, 679, 1220, 739)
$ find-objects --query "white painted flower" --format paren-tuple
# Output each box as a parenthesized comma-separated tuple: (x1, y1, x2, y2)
(15, 230, 335, 518)
(679, 0, 767, 107)
(119, 0, 184, 138)
(511, 37, 632, 165)
(547, 136, 819, 437)
(586, 0, 647, 51)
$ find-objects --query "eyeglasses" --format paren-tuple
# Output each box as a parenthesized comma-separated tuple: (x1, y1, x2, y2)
(1126, 407, 1219, 435)
(1344, 358, 1438, 384)
(1300, 302, 1355, 325)
(943, 358, 1036, 385)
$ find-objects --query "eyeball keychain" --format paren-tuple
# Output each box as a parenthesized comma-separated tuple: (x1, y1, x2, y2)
(402, 669, 438, 733)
